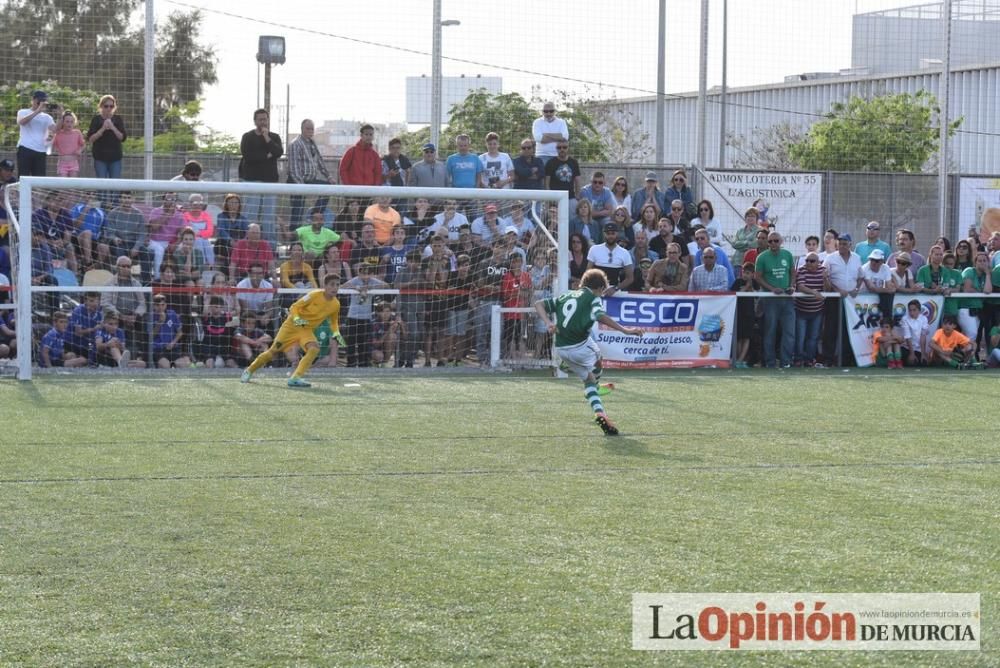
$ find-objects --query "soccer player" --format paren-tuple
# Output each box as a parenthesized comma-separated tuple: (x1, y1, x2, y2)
(534, 268, 644, 436)
(240, 274, 346, 387)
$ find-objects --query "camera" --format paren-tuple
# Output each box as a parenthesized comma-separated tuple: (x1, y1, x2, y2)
(45, 103, 59, 113)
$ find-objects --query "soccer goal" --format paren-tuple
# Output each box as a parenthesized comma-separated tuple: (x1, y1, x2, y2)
(3, 176, 569, 380)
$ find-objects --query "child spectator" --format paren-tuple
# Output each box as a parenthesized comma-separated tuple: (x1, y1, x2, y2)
(181, 194, 216, 268)
(149, 293, 190, 369)
(200, 296, 236, 368)
(67, 291, 103, 359)
(500, 253, 532, 358)
(929, 314, 975, 368)
(899, 299, 930, 366)
(987, 314, 1000, 368)
(233, 311, 272, 367)
(393, 249, 425, 368)
(872, 317, 902, 369)
(443, 254, 475, 365)
(370, 301, 405, 367)
(342, 263, 388, 367)
(51, 111, 85, 177)
(0, 309, 16, 359)
(94, 310, 144, 368)
(40, 311, 87, 368)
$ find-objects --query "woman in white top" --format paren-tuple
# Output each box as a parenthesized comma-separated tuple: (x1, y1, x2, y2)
(693, 199, 721, 246)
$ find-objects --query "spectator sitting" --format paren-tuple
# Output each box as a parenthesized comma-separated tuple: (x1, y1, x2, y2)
(148, 193, 185, 280)
(429, 200, 470, 243)
(181, 193, 215, 268)
(578, 171, 615, 223)
(899, 298, 930, 366)
(296, 206, 341, 264)
(98, 192, 152, 283)
(0, 308, 16, 359)
(215, 194, 250, 274)
(102, 256, 147, 349)
(987, 313, 1000, 368)
(379, 226, 411, 285)
(233, 311, 272, 367)
(929, 314, 975, 368)
(692, 227, 734, 285)
(279, 242, 318, 307)
(199, 296, 236, 368)
(872, 317, 903, 369)
(149, 293, 190, 369)
(647, 243, 689, 292)
(371, 300, 405, 367)
(317, 243, 352, 284)
(32, 191, 78, 274)
(67, 291, 103, 359)
(889, 251, 920, 294)
(172, 227, 209, 288)
(229, 223, 275, 280)
(171, 159, 205, 183)
(570, 199, 601, 245)
(40, 310, 87, 368)
(69, 192, 106, 269)
(687, 246, 729, 292)
(94, 310, 144, 368)
(470, 203, 507, 245)
(665, 170, 696, 218)
(235, 263, 275, 320)
(364, 196, 402, 246)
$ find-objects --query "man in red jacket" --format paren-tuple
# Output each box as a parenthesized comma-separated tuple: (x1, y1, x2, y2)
(339, 124, 381, 186)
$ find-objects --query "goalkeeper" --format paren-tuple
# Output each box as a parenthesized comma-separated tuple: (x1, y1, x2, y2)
(241, 273, 345, 387)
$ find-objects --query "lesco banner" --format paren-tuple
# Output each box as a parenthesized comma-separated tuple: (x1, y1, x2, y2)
(598, 293, 737, 368)
(844, 294, 945, 367)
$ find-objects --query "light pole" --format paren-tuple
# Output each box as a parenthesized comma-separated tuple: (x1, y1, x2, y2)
(431, 0, 460, 149)
(256, 35, 286, 117)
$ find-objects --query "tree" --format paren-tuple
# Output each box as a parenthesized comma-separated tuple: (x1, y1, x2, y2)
(396, 88, 609, 162)
(0, 81, 101, 148)
(789, 92, 962, 173)
(725, 122, 809, 170)
(584, 99, 652, 164)
(0, 1, 217, 150)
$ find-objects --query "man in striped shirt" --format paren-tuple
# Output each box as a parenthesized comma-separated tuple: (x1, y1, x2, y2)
(794, 251, 831, 367)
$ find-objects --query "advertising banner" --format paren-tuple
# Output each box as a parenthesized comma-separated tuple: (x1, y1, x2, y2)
(598, 293, 737, 368)
(843, 294, 945, 367)
(702, 170, 823, 257)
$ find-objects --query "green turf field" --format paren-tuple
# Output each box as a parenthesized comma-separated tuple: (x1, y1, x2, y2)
(0, 370, 996, 666)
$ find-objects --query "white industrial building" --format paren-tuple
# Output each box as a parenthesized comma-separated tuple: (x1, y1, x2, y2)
(605, 1, 1000, 173)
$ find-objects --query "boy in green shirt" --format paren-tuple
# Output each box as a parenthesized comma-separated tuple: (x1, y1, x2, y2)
(535, 269, 645, 436)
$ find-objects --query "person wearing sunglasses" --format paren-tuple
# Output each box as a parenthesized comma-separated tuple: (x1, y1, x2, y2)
(664, 169, 695, 218)
(793, 252, 831, 367)
(531, 102, 568, 167)
(755, 232, 796, 369)
(86, 95, 127, 180)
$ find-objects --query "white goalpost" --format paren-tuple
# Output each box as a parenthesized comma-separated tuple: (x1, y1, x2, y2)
(5, 176, 569, 381)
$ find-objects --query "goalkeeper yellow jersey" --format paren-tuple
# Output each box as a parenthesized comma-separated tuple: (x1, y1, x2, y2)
(288, 289, 341, 330)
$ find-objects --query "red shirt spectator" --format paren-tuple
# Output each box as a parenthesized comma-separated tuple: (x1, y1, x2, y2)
(339, 124, 382, 186)
(229, 223, 275, 279)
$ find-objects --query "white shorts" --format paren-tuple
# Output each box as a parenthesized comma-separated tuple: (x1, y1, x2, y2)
(556, 338, 601, 381)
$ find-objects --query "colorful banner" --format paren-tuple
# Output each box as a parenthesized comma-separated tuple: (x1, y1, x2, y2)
(702, 170, 823, 257)
(843, 294, 945, 367)
(958, 177, 1000, 240)
(598, 293, 737, 368)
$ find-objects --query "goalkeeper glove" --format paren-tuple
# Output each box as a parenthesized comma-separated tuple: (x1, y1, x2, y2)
(293, 316, 309, 327)
(334, 332, 347, 346)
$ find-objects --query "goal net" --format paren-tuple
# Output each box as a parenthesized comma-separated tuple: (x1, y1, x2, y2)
(1, 177, 568, 380)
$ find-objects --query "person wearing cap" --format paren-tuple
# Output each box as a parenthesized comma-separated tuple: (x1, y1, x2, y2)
(17, 91, 56, 177)
(630, 172, 666, 222)
(532, 102, 568, 167)
(543, 140, 580, 212)
(859, 248, 896, 325)
(587, 222, 634, 290)
(889, 251, 920, 294)
(86, 95, 127, 180)
(856, 220, 892, 263)
(665, 170, 696, 219)
(409, 143, 446, 190)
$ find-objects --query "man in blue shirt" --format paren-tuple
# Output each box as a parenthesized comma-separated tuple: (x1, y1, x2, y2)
(855, 220, 892, 263)
(446, 134, 484, 189)
(578, 171, 615, 224)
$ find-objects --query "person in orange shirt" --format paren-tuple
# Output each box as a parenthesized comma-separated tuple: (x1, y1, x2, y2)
(363, 196, 401, 245)
(929, 314, 975, 368)
(871, 318, 902, 369)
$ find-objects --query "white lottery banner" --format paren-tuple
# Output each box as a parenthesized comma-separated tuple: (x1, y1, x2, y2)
(958, 177, 1000, 240)
(844, 294, 945, 367)
(702, 170, 823, 257)
(597, 293, 737, 369)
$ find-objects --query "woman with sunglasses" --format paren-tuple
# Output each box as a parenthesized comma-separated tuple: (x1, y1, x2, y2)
(664, 169, 695, 218)
(693, 199, 720, 246)
(610, 176, 631, 214)
(86, 95, 127, 179)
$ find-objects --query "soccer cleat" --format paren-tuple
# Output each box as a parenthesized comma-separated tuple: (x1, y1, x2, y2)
(240, 370, 253, 383)
(597, 382, 615, 396)
(287, 376, 312, 388)
(594, 412, 619, 436)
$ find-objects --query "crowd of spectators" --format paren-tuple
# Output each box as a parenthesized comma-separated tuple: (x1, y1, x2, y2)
(2, 98, 1000, 371)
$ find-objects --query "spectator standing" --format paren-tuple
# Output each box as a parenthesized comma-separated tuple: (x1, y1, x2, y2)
(821, 233, 862, 366)
(381, 136, 411, 187)
(511, 139, 544, 191)
(446, 134, 484, 189)
(17, 90, 56, 177)
(916, 244, 963, 320)
(725, 207, 763, 270)
(393, 249, 426, 368)
(479, 132, 514, 189)
(855, 220, 892, 263)
(409, 143, 447, 190)
(85, 95, 127, 179)
(52, 111, 85, 177)
(473, 239, 509, 368)
(888, 251, 920, 295)
(288, 119, 335, 227)
(958, 251, 993, 349)
(889, 228, 925, 274)
(794, 252, 830, 367)
(239, 108, 283, 244)
(755, 231, 796, 368)
(544, 140, 580, 212)
(339, 123, 382, 186)
(532, 102, 568, 167)
(859, 249, 895, 322)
